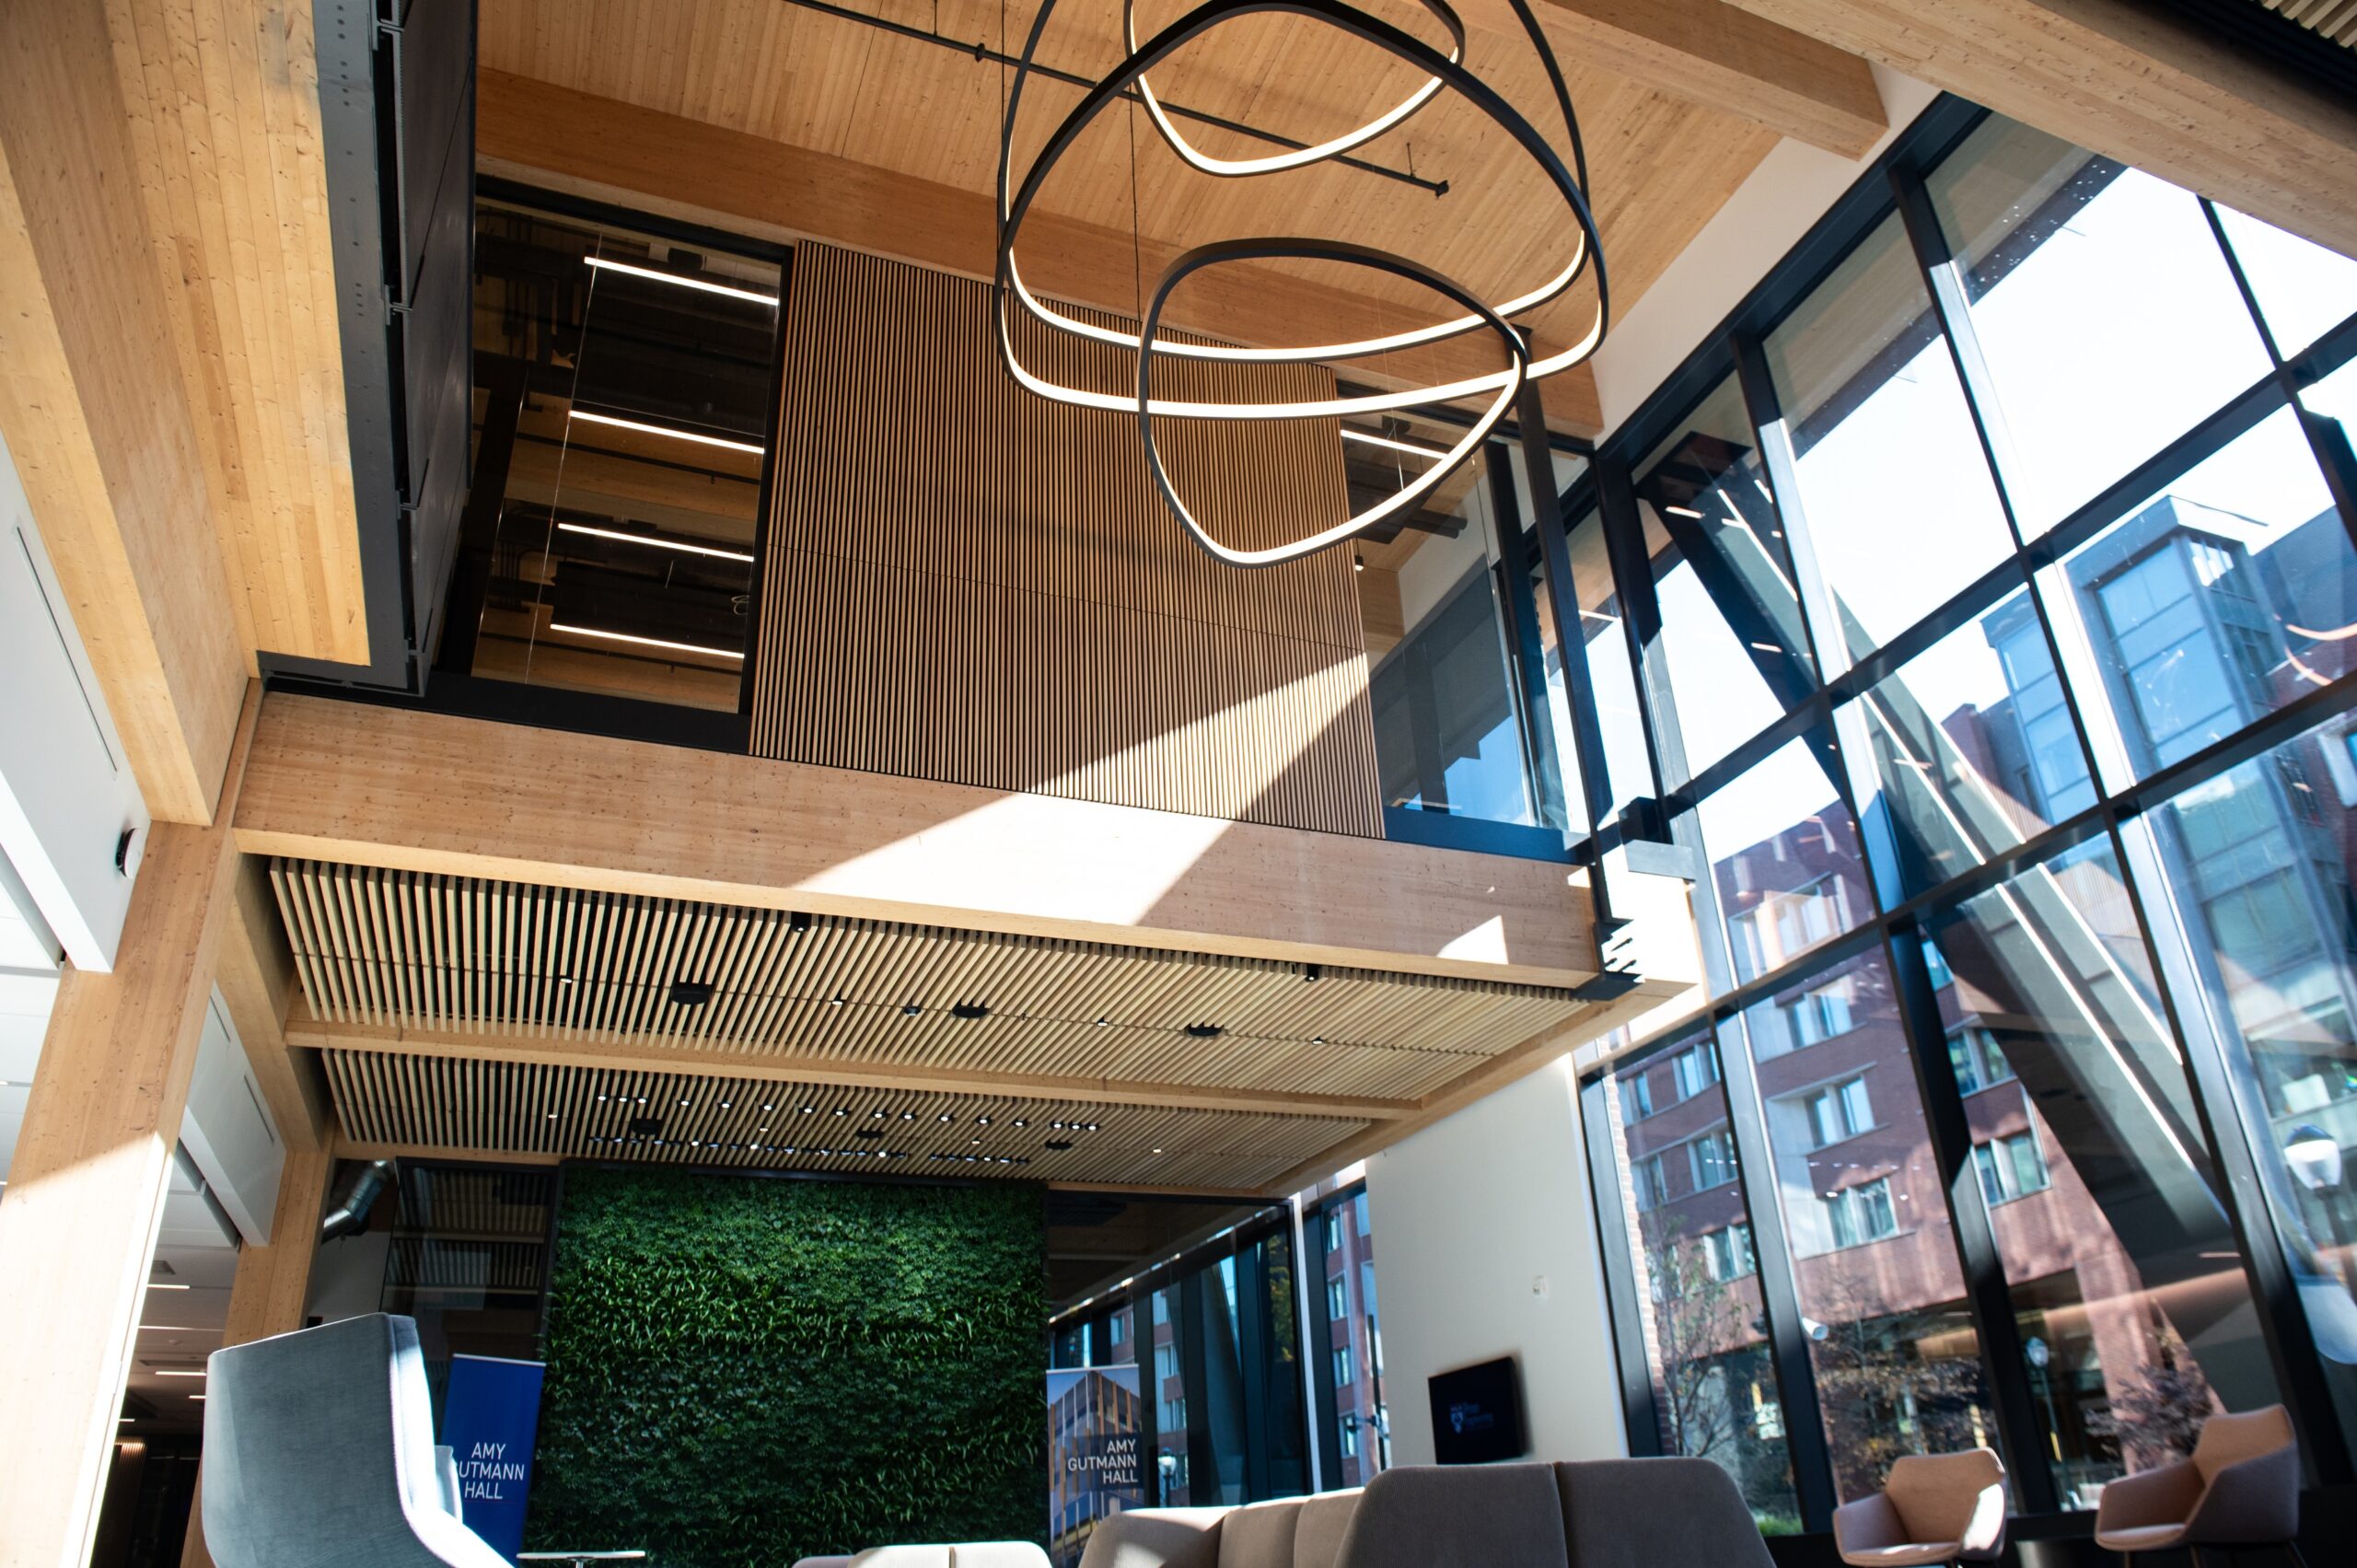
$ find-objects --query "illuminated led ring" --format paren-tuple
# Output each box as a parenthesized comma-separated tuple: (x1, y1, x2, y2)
(1140, 238, 1527, 567)
(996, 0, 1607, 393)
(1120, 0, 1467, 179)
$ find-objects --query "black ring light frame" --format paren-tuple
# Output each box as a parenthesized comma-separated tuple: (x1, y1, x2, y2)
(994, 0, 1609, 567)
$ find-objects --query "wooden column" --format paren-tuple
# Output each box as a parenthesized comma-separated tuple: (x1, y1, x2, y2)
(179, 1144, 333, 1568)
(0, 687, 256, 1568)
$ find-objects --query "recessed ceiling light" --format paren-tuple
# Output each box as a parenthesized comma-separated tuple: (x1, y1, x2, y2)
(900, 1003, 923, 1017)
(829, 996, 845, 1007)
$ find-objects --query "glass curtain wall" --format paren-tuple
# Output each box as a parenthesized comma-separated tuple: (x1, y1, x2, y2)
(1571, 97, 2357, 1531)
(1056, 1209, 1310, 1508)
(1305, 1186, 1390, 1487)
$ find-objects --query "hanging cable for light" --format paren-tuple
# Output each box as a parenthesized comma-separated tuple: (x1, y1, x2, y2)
(994, 0, 1608, 567)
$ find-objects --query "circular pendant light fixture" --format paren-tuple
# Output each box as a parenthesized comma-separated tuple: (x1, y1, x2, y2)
(994, 0, 1608, 567)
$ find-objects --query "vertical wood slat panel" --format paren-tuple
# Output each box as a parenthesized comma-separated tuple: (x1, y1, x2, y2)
(751, 243, 1381, 836)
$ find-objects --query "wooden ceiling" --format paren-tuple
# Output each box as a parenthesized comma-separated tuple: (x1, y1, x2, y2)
(273, 855, 1630, 1191)
(475, 0, 1827, 433)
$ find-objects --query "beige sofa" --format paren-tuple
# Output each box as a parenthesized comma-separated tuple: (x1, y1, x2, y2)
(1077, 1458, 1771, 1568)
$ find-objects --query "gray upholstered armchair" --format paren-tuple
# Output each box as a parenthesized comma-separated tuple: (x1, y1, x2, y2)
(202, 1313, 510, 1568)
(2093, 1405, 2305, 1568)
(1832, 1449, 2007, 1568)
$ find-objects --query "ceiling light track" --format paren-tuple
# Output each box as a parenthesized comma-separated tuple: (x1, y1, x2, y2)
(772, 0, 1442, 194)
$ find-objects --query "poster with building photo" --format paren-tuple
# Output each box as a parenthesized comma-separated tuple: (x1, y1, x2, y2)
(1048, 1365, 1144, 1568)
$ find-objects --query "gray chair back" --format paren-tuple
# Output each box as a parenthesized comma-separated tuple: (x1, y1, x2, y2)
(203, 1314, 509, 1568)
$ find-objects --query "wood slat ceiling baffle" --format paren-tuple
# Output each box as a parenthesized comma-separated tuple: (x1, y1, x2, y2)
(479, 0, 1781, 416)
(753, 243, 1380, 836)
(2263, 0, 2357, 49)
(273, 858, 1585, 1105)
(322, 1049, 1364, 1191)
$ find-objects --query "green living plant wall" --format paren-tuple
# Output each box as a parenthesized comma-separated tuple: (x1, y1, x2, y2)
(530, 1167, 1049, 1568)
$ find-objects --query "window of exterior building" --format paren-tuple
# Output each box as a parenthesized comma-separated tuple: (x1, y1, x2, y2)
(1973, 1132, 2049, 1205)
(1763, 214, 2014, 656)
(1823, 1178, 1900, 1249)
(1602, 1034, 1801, 1529)
(1689, 1128, 1739, 1191)
(1327, 1277, 1348, 1321)
(1947, 1027, 2015, 1096)
(1925, 118, 2272, 534)
(1331, 1346, 1353, 1388)
(1804, 1077, 1875, 1149)
(1622, 1071, 1656, 1123)
(1633, 1152, 1670, 1211)
(1672, 1042, 1722, 1100)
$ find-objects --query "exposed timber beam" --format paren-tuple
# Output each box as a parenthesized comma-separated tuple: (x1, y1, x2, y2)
(475, 68, 1605, 434)
(1503, 0, 1887, 157)
(0, 683, 256, 1568)
(0, 0, 247, 826)
(234, 693, 1601, 986)
(289, 1017, 1421, 1121)
(216, 857, 331, 1151)
(1725, 0, 2357, 260)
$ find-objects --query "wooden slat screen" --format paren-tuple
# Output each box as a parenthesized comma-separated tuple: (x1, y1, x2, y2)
(751, 243, 1381, 836)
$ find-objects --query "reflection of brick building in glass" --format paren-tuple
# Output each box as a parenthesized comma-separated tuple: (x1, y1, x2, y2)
(1048, 1368, 1143, 1568)
(1315, 1191, 1387, 1485)
(1615, 492, 2352, 1516)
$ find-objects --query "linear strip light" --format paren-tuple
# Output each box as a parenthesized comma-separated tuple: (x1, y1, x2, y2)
(1341, 426, 1449, 460)
(584, 255, 777, 307)
(566, 409, 766, 456)
(547, 622, 746, 661)
(145, 1283, 190, 1291)
(555, 522, 755, 563)
(155, 1370, 206, 1378)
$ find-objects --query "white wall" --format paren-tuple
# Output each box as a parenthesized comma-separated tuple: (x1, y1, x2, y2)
(1588, 65, 1943, 440)
(1364, 1057, 1625, 1467)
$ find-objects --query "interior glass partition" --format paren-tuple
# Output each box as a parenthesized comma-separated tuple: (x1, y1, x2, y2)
(374, 1162, 558, 1420)
(443, 189, 783, 711)
(1576, 95, 2357, 1529)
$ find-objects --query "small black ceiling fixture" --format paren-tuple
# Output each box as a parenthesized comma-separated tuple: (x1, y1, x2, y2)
(788, 911, 811, 933)
(670, 980, 713, 1006)
(1184, 1023, 1223, 1039)
(628, 1116, 664, 1138)
(1302, 964, 1322, 982)
(951, 1003, 990, 1020)
(900, 1002, 923, 1017)
(853, 1127, 885, 1139)
(1044, 1139, 1074, 1151)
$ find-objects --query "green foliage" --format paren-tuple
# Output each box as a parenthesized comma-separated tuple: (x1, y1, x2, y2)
(529, 1170, 1049, 1568)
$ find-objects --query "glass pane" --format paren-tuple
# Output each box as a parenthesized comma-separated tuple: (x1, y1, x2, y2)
(1699, 735, 1873, 989)
(1636, 377, 1808, 776)
(461, 198, 777, 707)
(1927, 842, 2282, 1506)
(1843, 587, 2095, 900)
(2213, 204, 2357, 360)
(1515, 447, 1591, 835)
(2304, 354, 2357, 459)
(2042, 408, 2354, 786)
(1565, 504, 1655, 827)
(1735, 950, 2000, 1501)
(1928, 119, 2272, 535)
(377, 1165, 556, 1421)
(1361, 447, 1550, 827)
(1605, 1035, 1801, 1529)
(1148, 1283, 1190, 1503)
(1763, 214, 2014, 657)
(1311, 1191, 1389, 1486)
(2135, 711, 2357, 1458)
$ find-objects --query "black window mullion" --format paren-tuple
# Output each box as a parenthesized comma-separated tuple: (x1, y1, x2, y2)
(1595, 454, 1689, 797)
(1881, 920, 2061, 1514)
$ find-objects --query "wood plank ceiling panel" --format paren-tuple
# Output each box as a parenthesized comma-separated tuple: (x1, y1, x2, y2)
(322, 1048, 1366, 1191)
(273, 858, 1582, 1107)
(480, 0, 1781, 410)
(753, 244, 1381, 836)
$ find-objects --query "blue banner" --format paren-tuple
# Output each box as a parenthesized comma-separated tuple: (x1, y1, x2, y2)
(441, 1353, 546, 1562)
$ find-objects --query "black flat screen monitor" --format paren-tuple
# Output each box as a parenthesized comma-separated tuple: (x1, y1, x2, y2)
(1427, 1356, 1526, 1465)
